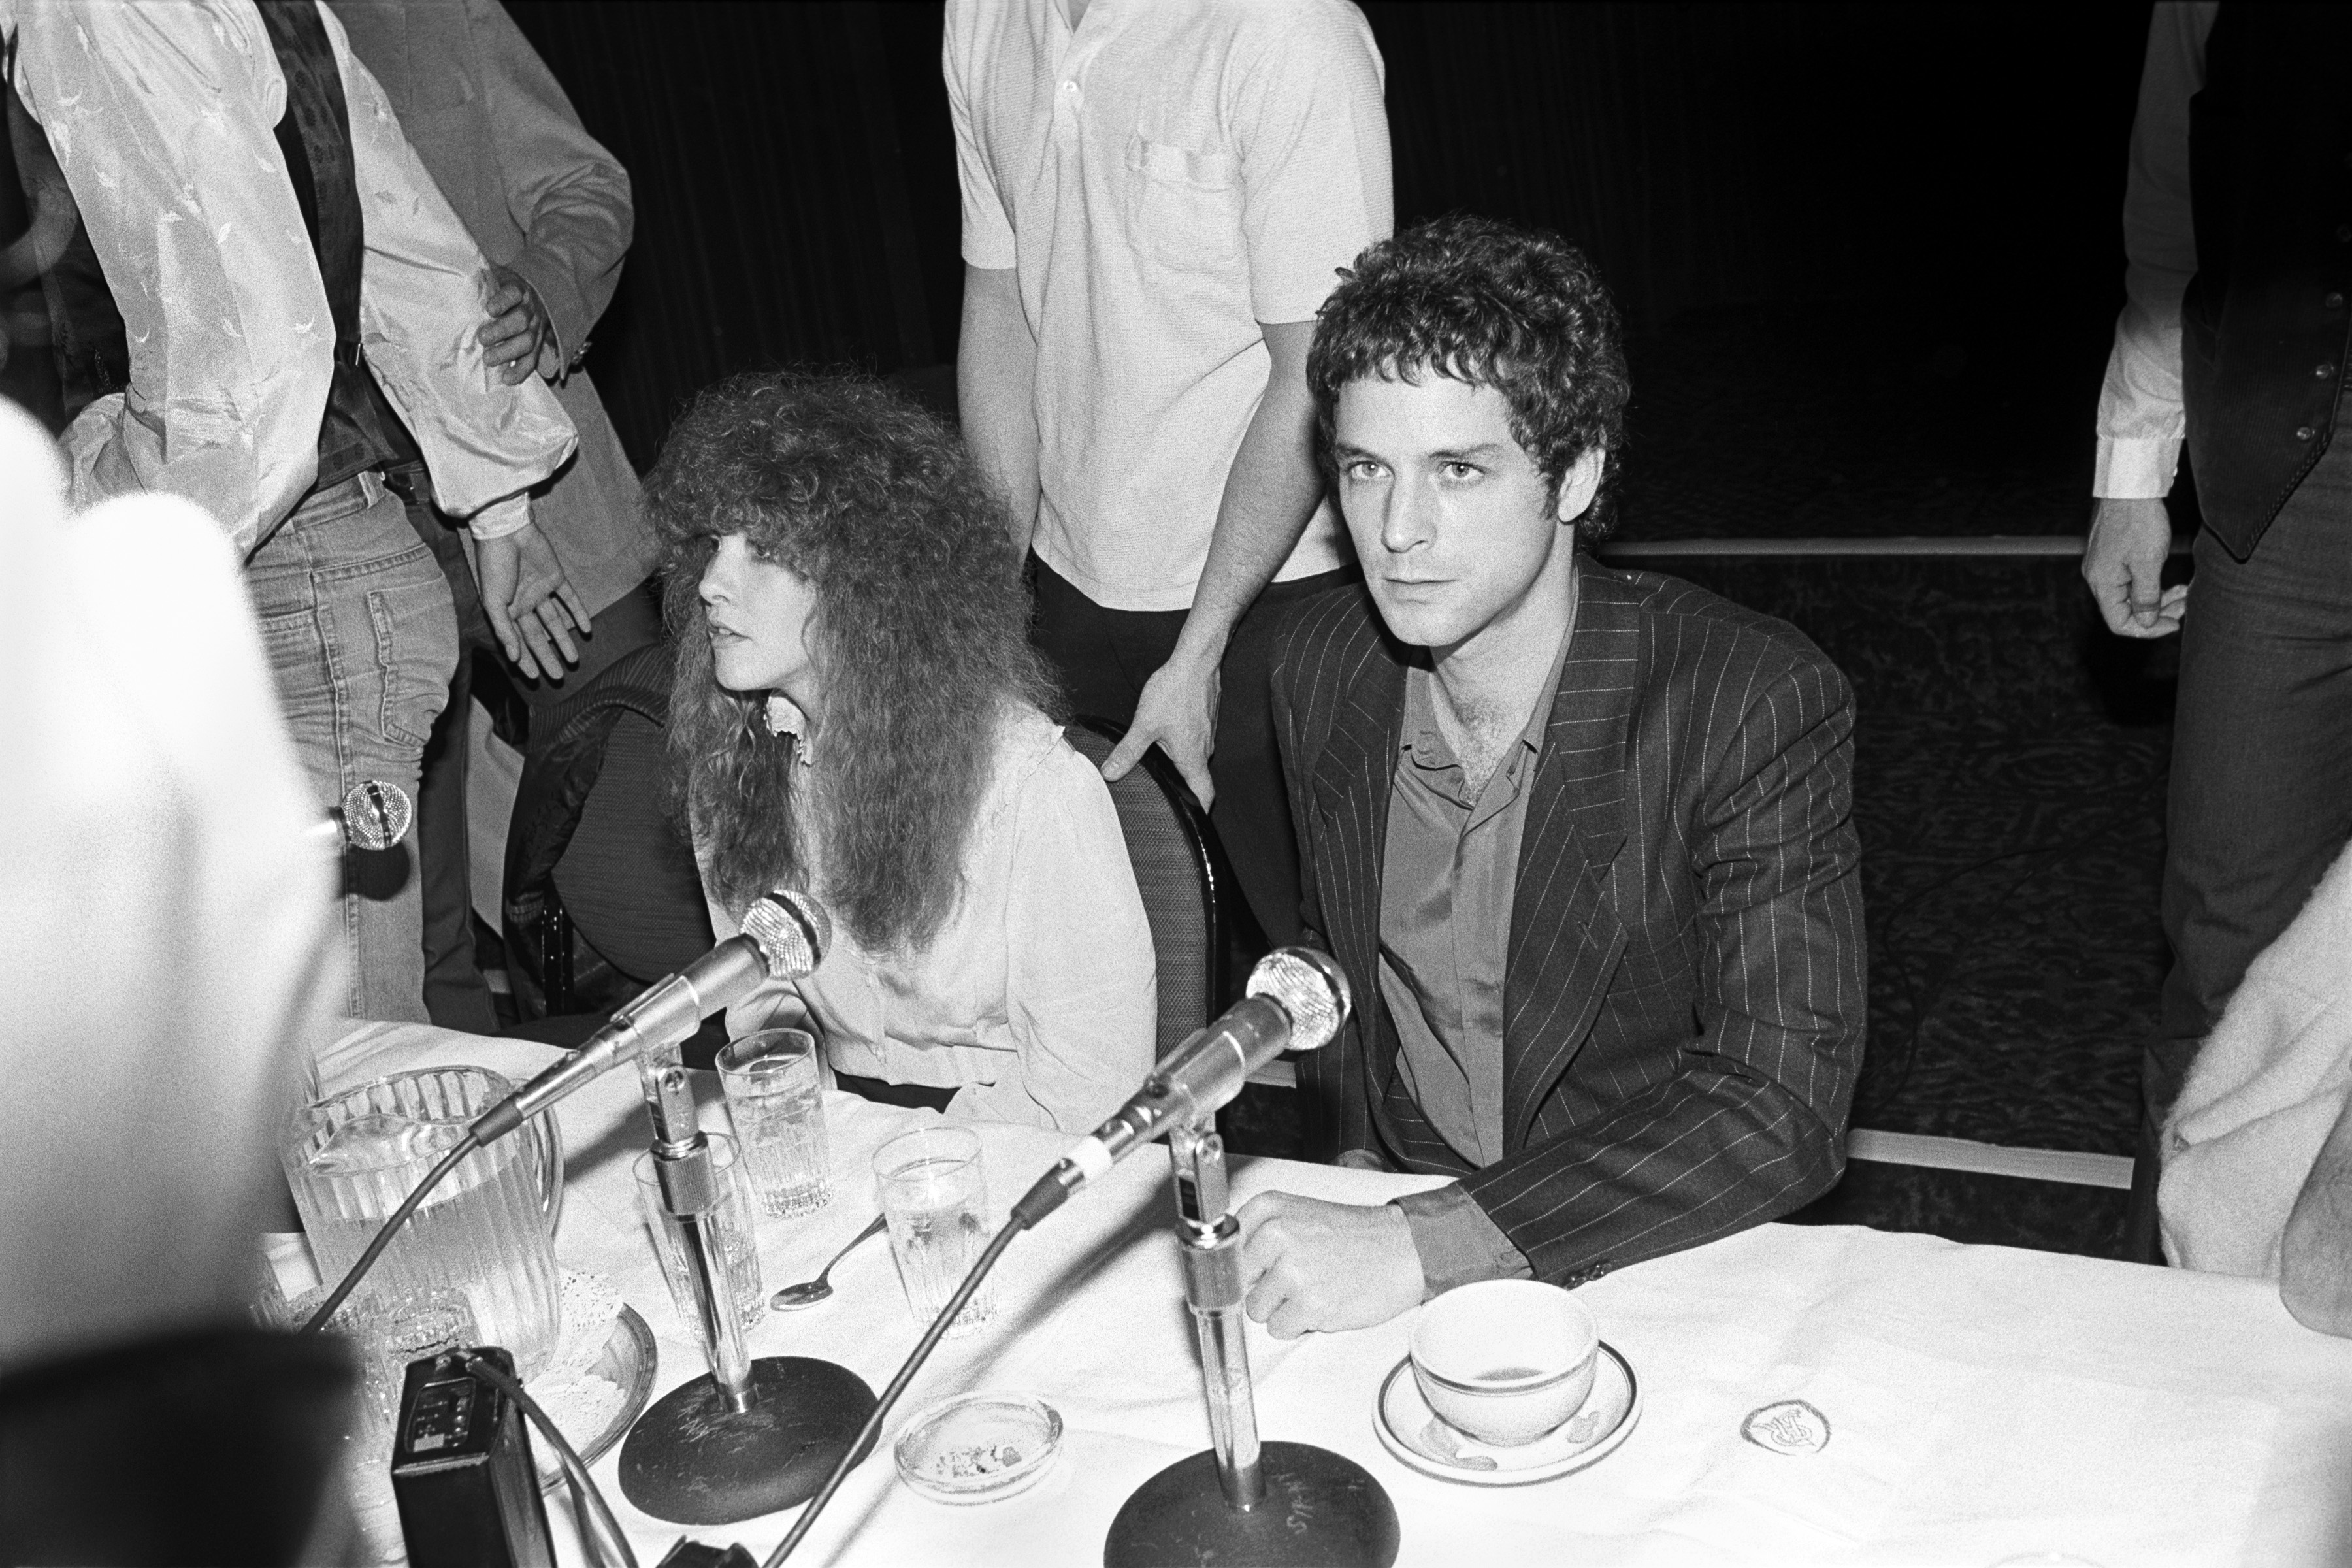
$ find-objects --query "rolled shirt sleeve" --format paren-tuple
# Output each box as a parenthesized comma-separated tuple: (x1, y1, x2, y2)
(2093, 2, 2217, 500)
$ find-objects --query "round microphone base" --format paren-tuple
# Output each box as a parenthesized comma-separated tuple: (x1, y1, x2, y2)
(1103, 1441, 1400, 1568)
(616, 1357, 877, 1526)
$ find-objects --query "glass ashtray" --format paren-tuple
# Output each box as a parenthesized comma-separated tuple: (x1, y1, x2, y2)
(892, 1393, 1063, 1505)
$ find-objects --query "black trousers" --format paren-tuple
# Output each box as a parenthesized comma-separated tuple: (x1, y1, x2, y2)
(1028, 552, 1355, 953)
(402, 484, 664, 1032)
(2125, 425, 2352, 1261)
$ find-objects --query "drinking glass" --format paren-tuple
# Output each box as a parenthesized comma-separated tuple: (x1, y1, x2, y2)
(718, 1029, 832, 1218)
(632, 1134, 766, 1333)
(282, 1066, 563, 1378)
(873, 1125, 996, 1337)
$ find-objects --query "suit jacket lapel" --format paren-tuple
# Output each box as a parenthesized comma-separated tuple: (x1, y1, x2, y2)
(1503, 563, 1636, 1152)
(1309, 627, 1407, 1102)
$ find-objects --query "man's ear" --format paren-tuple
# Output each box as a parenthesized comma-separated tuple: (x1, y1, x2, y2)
(1553, 446, 1606, 525)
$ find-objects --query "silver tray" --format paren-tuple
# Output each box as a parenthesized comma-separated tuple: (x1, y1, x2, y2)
(536, 1303, 658, 1492)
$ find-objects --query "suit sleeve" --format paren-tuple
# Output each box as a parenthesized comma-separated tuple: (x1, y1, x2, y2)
(466, 0, 633, 366)
(1458, 652, 1867, 1286)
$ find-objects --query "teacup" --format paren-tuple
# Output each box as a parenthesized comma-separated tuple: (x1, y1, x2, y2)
(1409, 1279, 1599, 1447)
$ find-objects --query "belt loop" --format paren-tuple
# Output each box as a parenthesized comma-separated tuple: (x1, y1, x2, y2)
(358, 468, 385, 508)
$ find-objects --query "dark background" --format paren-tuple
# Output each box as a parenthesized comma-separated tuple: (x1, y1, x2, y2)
(505, 1, 2157, 500)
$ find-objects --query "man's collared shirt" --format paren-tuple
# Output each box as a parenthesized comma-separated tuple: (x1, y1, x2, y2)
(944, 0, 1390, 612)
(1377, 595, 1577, 1294)
(1379, 614, 1576, 1166)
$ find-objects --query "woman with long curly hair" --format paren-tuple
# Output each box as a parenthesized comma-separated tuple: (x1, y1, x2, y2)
(649, 372, 1154, 1131)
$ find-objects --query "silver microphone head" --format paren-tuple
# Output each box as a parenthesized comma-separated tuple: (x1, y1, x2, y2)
(1245, 946, 1351, 1052)
(738, 888, 830, 979)
(338, 779, 414, 851)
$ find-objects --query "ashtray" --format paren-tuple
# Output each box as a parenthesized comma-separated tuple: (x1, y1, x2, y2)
(892, 1393, 1063, 1505)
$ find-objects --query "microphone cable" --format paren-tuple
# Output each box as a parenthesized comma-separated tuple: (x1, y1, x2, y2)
(299, 1135, 480, 1334)
(762, 1215, 1032, 1566)
(455, 1350, 639, 1568)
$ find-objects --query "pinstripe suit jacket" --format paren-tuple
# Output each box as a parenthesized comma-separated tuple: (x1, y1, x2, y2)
(1272, 561, 1866, 1286)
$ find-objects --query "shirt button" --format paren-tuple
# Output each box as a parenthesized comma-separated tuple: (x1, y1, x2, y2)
(2298, 425, 2319, 441)
(2330, 293, 2347, 310)
(2321, 364, 2340, 379)
(1063, 80, 1078, 94)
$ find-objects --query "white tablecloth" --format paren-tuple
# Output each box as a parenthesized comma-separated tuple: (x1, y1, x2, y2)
(325, 1022, 2352, 1567)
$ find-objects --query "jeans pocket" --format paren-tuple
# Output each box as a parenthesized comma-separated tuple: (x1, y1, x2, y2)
(365, 566, 460, 750)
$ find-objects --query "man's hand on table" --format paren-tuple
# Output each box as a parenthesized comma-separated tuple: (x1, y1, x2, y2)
(1236, 1192, 1424, 1337)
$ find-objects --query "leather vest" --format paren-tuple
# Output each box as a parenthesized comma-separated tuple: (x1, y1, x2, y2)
(2182, 4, 2352, 559)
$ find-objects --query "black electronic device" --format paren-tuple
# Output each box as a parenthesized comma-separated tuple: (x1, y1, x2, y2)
(391, 1348, 557, 1568)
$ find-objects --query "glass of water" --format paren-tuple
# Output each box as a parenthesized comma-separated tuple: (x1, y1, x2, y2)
(632, 1134, 766, 1334)
(718, 1030, 832, 1218)
(873, 1125, 996, 1337)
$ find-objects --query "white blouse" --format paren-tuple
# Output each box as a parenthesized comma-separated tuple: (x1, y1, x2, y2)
(706, 703, 1156, 1132)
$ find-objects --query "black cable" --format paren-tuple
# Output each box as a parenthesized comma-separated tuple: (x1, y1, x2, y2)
(762, 1216, 1030, 1567)
(455, 1350, 640, 1568)
(300, 1136, 480, 1333)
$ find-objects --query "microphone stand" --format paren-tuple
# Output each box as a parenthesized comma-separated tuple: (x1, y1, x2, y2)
(1103, 1117, 1399, 1568)
(615, 1061, 877, 1527)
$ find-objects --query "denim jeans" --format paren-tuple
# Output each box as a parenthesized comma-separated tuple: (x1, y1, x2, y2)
(246, 472, 457, 1023)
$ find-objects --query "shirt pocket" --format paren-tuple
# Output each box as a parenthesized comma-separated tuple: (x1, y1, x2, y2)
(1121, 135, 1243, 272)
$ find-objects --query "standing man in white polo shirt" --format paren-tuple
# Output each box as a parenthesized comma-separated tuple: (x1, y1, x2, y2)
(946, 0, 1391, 948)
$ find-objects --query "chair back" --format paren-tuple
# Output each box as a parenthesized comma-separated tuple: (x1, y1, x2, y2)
(504, 640, 696, 1019)
(1063, 717, 1228, 1058)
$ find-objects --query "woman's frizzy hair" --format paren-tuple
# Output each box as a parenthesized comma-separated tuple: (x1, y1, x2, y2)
(647, 371, 1056, 955)
(1305, 214, 1631, 542)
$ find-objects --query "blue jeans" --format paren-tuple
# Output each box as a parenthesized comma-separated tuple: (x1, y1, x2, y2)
(246, 472, 457, 1023)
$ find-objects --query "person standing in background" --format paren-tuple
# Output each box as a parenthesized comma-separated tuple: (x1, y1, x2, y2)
(334, 0, 663, 1030)
(2081, 3, 2352, 1260)
(946, 0, 1392, 950)
(3, 0, 579, 1025)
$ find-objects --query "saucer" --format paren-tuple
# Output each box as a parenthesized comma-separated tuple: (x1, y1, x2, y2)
(1373, 1342, 1639, 1486)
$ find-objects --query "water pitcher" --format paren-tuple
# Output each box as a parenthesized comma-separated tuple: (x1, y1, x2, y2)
(283, 1066, 563, 1377)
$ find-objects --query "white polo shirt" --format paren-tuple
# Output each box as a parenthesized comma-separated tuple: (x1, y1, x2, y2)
(946, 0, 1391, 613)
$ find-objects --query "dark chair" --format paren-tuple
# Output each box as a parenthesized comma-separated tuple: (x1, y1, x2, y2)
(1062, 715, 1235, 1059)
(501, 640, 716, 1049)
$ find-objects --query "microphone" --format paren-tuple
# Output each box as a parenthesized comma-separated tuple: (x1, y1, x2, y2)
(310, 779, 414, 849)
(1011, 947, 1350, 1228)
(468, 889, 830, 1145)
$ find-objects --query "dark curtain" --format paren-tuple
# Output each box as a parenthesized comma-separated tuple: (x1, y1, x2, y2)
(506, 1, 2150, 470)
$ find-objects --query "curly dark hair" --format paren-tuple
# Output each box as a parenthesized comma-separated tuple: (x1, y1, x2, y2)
(1305, 214, 1631, 542)
(647, 372, 1057, 955)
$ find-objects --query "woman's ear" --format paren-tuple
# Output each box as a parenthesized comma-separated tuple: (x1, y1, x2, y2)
(1554, 445, 1606, 525)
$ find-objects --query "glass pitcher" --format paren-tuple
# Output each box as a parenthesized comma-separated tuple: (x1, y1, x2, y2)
(282, 1066, 564, 1377)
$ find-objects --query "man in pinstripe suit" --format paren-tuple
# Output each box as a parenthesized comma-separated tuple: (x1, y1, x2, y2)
(1237, 217, 1866, 1337)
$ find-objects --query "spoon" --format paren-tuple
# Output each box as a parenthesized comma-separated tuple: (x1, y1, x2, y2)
(770, 1214, 889, 1310)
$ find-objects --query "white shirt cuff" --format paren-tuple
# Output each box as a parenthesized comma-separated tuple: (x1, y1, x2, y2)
(2092, 438, 2180, 500)
(466, 493, 533, 540)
